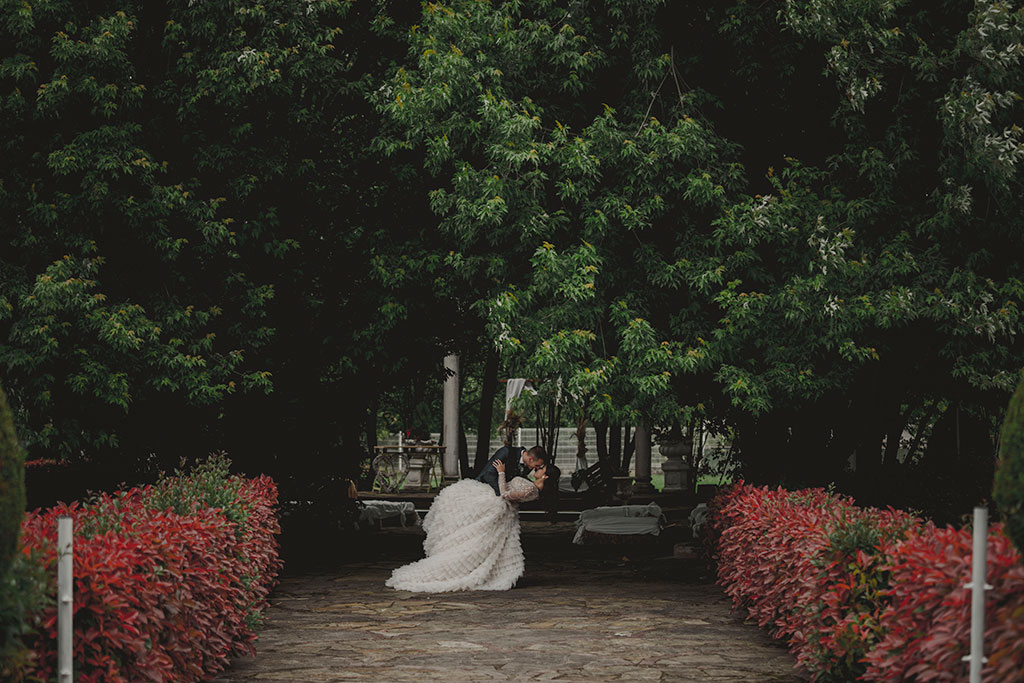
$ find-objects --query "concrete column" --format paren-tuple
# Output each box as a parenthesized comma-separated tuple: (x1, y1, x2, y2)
(442, 353, 460, 481)
(632, 420, 656, 494)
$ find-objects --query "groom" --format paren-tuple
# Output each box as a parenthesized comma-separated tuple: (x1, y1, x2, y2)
(476, 444, 547, 495)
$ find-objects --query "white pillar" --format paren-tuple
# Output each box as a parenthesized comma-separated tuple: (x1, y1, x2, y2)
(57, 516, 73, 683)
(964, 506, 990, 683)
(442, 354, 460, 481)
(632, 420, 655, 494)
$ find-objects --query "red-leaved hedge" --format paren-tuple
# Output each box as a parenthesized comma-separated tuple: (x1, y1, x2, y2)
(711, 482, 1024, 682)
(13, 474, 281, 683)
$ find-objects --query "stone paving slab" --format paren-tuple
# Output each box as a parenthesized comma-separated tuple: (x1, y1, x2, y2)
(215, 522, 805, 682)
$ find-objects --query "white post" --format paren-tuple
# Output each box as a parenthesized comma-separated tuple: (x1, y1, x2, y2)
(398, 430, 403, 453)
(57, 516, 73, 683)
(962, 506, 990, 683)
(442, 353, 460, 481)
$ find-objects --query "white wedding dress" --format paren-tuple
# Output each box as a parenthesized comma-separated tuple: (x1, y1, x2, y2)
(386, 472, 538, 592)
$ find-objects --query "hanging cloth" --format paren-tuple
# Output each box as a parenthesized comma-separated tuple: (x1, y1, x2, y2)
(504, 378, 535, 415)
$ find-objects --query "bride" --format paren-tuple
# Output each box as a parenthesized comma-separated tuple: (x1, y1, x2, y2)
(386, 460, 553, 592)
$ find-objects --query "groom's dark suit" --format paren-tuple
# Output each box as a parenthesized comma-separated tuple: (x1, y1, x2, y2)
(475, 445, 527, 495)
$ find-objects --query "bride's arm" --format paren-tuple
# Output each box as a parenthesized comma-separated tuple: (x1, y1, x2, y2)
(501, 475, 540, 502)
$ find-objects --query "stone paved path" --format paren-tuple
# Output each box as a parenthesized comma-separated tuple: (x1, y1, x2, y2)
(215, 522, 804, 682)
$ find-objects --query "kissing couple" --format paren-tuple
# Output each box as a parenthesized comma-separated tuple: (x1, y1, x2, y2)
(386, 444, 560, 592)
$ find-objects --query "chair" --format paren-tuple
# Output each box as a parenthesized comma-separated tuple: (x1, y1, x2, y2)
(371, 451, 409, 493)
(573, 459, 615, 498)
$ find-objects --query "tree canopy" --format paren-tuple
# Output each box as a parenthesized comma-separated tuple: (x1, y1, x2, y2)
(2, 0, 1023, 504)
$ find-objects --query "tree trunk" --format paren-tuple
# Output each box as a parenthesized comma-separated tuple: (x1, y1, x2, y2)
(365, 394, 378, 455)
(906, 400, 939, 464)
(609, 423, 622, 473)
(882, 405, 910, 471)
(595, 419, 610, 467)
(549, 400, 562, 460)
(459, 419, 470, 478)
(621, 427, 635, 474)
(575, 414, 588, 464)
(339, 393, 365, 481)
(458, 363, 469, 478)
(474, 348, 499, 473)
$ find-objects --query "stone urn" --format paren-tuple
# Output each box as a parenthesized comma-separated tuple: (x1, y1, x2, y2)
(659, 437, 692, 494)
(403, 442, 435, 491)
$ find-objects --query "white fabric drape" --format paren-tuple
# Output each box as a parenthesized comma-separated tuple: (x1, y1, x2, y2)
(504, 378, 536, 415)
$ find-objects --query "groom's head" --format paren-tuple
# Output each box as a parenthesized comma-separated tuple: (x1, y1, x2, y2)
(522, 446, 548, 471)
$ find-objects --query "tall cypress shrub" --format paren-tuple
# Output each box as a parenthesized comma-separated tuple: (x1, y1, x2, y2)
(0, 383, 25, 577)
(994, 374, 1024, 553)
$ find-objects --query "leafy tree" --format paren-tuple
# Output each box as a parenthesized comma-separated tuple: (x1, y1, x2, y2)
(379, 0, 744, 471)
(0, 0, 453, 479)
(690, 0, 1024, 491)
(0, 383, 24, 578)
(384, 0, 1024, 502)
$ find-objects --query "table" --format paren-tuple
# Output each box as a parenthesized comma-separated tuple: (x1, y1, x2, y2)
(371, 445, 445, 492)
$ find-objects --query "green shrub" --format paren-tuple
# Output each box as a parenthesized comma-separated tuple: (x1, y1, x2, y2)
(147, 452, 248, 532)
(76, 453, 249, 540)
(994, 373, 1024, 553)
(0, 384, 25, 578)
(0, 549, 48, 682)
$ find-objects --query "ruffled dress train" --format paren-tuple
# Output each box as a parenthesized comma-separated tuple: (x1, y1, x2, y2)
(386, 478, 524, 592)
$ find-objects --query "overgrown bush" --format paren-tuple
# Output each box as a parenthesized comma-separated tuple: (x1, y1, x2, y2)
(0, 382, 33, 679)
(0, 383, 25, 576)
(994, 374, 1024, 554)
(147, 452, 248, 530)
(711, 482, 1024, 682)
(0, 549, 48, 682)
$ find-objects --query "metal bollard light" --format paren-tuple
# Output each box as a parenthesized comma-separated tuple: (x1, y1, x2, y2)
(57, 516, 73, 683)
(962, 506, 992, 683)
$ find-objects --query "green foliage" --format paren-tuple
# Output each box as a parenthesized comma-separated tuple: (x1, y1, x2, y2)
(148, 453, 248, 531)
(0, 0, 444, 474)
(380, 0, 742, 431)
(383, 0, 1024, 486)
(3, 0, 1024, 495)
(0, 384, 25, 579)
(0, 549, 48, 682)
(78, 452, 246, 539)
(0, 383, 36, 682)
(823, 508, 918, 560)
(994, 373, 1024, 552)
